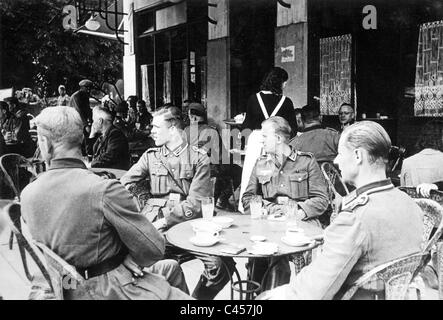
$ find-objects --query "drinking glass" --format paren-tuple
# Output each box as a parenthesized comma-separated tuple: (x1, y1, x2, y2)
(250, 195, 263, 220)
(283, 199, 298, 219)
(201, 197, 215, 220)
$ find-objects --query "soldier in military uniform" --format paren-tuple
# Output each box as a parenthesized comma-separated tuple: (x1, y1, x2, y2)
(289, 102, 340, 164)
(242, 116, 329, 291)
(120, 106, 235, 300)
(258, 121, 423, 300)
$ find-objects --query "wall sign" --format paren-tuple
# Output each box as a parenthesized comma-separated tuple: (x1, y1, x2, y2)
(281, 45, 295, 63)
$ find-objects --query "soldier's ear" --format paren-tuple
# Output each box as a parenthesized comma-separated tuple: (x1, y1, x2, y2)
(354, 148, 363, 164)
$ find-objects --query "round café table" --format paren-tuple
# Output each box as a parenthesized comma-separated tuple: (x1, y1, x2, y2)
(166, 214, 324, 300)
(89, 168, 128, 180)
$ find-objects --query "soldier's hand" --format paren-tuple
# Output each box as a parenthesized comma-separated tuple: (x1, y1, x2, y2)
(269, 205, 284, 216)
(416, 183, 438, 197)
(123, 255, 144, 278)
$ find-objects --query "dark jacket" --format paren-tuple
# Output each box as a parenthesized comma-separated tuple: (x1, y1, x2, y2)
(91, 125, 130, 170)
(69, 90, 91, 125)
(289, 124, 340, 163)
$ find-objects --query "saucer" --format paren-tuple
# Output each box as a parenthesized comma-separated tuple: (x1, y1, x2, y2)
(212, 217, 234, 229)
(250, 235, 266, 242)
(190, 236, 222, 247)
(191, 220, 222, 233)
(281, 236, 313, 247)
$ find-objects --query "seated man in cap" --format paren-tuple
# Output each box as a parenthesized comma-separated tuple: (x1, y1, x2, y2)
(290, 101, 340, 165)
(258, 121, 423, 300)
(121, 106, 236, 300)
(184, 102, 242, 210)
(21, 106, 190, 300)
(90, 106, 130, 170)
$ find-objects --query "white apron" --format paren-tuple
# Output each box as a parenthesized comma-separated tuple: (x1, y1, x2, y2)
(238, 92, 286, 213)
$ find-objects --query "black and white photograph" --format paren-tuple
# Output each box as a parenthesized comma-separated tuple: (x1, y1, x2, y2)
(1, 0, 443, 305)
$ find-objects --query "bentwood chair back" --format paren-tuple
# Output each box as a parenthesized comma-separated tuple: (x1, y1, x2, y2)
(320, 162, 350, 223)
(341, 252, 429, 300)
(2, 202, 55, 299)
(0, 153, 38, 281)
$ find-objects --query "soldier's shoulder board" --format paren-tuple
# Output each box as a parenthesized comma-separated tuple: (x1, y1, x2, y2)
(342, 193, 369, 212)
(191, 146, 207, 155)
(147, 147, 160, 153)
(325, 127, 339, 133)
(296, 150, 314, 158)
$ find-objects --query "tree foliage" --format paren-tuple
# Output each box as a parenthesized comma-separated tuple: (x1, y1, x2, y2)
(0, 0, 123, 96)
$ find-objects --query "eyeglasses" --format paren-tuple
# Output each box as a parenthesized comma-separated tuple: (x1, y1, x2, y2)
(339, 112, 352, 115)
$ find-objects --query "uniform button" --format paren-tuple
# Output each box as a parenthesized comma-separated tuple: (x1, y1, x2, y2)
(280, 171, 283, 174)
(172, 169, 175, 172)
(280, 184, 284, 187)
(298, 178, 302, 181)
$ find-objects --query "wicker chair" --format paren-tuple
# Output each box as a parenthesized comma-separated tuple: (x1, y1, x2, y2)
(341, 252, 429, 300)
(399, 187, 443, 299)
(320, 162, 350, 223)
(33, 241, 86, 300)
(0, 153, 35, 281)
(2, 202, 55, 299)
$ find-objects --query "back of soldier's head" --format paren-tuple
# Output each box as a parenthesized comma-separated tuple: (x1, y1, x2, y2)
(341, 121, 392, 167)
(301, 100, 321, 123)
(35, 106, 84, 149)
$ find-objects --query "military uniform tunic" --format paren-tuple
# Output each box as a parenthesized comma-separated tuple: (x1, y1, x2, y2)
(121, 141, 211, 227)
(121, 141, 235, 300)
(262, 179, 423, 300)
(242, 148, 329, 221)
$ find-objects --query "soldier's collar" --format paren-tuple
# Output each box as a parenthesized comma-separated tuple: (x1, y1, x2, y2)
(163, 141, 189, 156)
(287, 148, 297, 162)
(301, 124, 324, 133)
(342, 179, 393, 211)
(48, 158, 87, 170)
(355, 179, 394, 196)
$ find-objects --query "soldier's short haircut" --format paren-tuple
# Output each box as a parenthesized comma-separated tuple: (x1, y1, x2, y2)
(341, 121, 391, 166)
(93, 105, 113, 122)
(153, 106, 184, 129)
(339, 102, 354, 111)
(35, 106, 83, 148)
(262, 116, 292, 142)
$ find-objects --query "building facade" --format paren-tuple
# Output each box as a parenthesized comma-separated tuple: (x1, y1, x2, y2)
(123, 0, 443, 156)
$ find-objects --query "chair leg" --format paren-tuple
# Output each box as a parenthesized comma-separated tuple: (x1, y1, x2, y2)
(17, 242, 33, 282)
(9, 231, 14, 250)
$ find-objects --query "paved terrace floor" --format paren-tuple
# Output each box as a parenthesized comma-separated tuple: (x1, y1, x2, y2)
(0, 208, 439, 300)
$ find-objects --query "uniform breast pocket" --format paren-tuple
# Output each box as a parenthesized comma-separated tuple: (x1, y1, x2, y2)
(258, 175, 272, 198)
(290, 172, 309, 199)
